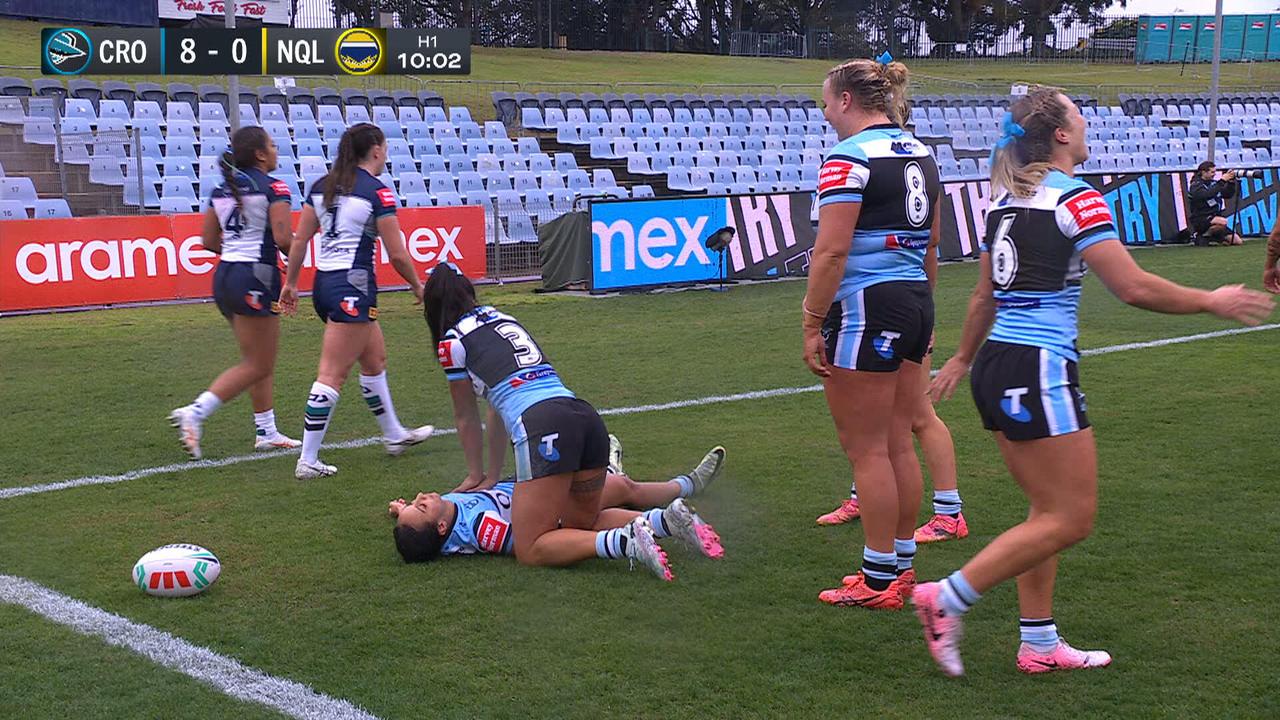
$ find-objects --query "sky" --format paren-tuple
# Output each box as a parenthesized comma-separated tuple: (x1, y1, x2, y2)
(1106, 0, 1278, 15)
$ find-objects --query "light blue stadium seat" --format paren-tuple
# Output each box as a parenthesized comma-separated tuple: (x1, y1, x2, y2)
(0, 200, 28, 219)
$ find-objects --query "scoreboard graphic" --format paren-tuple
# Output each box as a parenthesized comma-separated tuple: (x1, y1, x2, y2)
(41, 27, 470, 76)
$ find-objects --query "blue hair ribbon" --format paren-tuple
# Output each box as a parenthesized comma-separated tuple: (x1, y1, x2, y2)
(875, 51, 893, 66)
(990, 111, 1025, 162)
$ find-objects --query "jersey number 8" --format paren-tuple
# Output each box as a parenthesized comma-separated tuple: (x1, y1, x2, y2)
(904, 161, 930, 229)
(989, 214, 1019, 289)
(496, 322, 543, 368)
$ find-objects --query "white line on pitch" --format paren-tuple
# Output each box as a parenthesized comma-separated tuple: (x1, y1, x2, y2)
(0, 574, 382, 720)
(3, 322, 1277, 501)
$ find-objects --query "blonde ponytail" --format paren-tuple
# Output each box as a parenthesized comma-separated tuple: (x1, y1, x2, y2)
(988, 87, 1070, 198)
(825, 55, 911, 128)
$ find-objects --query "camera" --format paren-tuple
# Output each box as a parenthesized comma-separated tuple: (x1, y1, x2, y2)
(1221, 168, 1264, 180)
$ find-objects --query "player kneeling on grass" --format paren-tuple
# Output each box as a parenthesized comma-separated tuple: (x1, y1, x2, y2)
(389, 441, 725, 568)
(423, 262, 724, 580)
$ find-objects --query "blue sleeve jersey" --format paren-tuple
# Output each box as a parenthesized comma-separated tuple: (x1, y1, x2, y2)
(208, 167, 291, 264)
(304, 167, 397, 273)
(983, 169, 1121, 361)
(436, 306, 576, 434)
(440, 481, 516, 556)
(816, 124, 940, 300)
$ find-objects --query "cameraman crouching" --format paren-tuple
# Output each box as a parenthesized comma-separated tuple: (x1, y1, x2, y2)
(1188, 161, 1242, 246)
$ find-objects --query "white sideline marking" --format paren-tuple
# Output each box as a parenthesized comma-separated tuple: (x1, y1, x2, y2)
(0, 574, 382, 720)
(3, 323, 1277, 501)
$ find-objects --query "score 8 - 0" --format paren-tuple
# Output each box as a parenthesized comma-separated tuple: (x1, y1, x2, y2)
(179, 36, 249, 64)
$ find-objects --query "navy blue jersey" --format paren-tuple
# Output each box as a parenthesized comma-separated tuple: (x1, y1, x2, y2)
(981, 170, 1120, 361)
(304, 167, 397, 272)
(440, 481, 515, 556)
(437, 306, 576, 432)
(817, 123, 940, 298)
(208, 167, 291, 264)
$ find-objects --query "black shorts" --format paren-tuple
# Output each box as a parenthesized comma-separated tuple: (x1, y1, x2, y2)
(822, 280, 934, 372)
(212, 261, 281, 319)
(970, 341, 1090, 441)
(511, 397, 609, 482)
(312, 268, 378, 323)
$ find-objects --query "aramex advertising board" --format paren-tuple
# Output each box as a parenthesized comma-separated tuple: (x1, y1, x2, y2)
(0, 206, 485, 312)
(590, 192, 817, 291)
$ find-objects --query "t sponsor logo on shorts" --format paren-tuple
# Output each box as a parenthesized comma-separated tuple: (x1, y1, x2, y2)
(341, 295, 360, 316)
(539, 432, 561, 461)
(873, 331, 900, 360)
(1001, 387, 1033, 423)
(245, 290, 264, 311)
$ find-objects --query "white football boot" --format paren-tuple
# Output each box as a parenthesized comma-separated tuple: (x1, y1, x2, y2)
(686, 446, 726, 495)
(384, 424, 435, 456)
(626, 517, 674, 581)
(607, 433, 624, 475)
(168, 406, 203, 460)
(663, 499, 725, 559)
(255, 432, 301, 451)
(295, 458, 337, 480)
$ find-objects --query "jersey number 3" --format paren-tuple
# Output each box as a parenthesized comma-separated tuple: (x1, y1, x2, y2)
(496, 322, 543, 367)
(990, 213, 1019, 289)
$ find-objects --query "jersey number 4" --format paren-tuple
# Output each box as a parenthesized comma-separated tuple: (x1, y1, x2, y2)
(496, 322, 543, 367)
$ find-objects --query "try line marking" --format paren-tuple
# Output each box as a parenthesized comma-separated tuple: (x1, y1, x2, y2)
(0, 573, 382, 720)
(2, 323, 1276, 502)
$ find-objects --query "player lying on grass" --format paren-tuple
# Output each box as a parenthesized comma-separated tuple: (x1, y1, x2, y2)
(388, 441, 726, 577)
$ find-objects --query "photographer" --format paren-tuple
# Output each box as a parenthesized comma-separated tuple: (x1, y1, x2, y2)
(1187, 161, 1243, 246)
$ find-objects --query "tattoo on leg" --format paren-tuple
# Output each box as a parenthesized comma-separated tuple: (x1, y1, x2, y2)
(570, 473, 606, 493)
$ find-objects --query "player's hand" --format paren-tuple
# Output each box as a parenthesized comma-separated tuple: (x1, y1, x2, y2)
(411, 283, 424, 305)
(1205, 284, 1275, 326)
(1223, 170, 1237, 181)
(1264, 265, 1280, 294)
(930, 356, 971, 403)
(279, 284, 298, 316)
(802, 325, 829, 377)
(451, 473, 485, 493)
(387, 498, 407, 517)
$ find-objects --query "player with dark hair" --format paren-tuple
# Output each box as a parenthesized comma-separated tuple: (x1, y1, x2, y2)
(919, 87, 1273, 677)
(803, 56, 942, 609)
(423, 263, 726, 580)
(281, 123, 433, 480)
(169, 126, 299, 458)
(389, 446, 726, 565)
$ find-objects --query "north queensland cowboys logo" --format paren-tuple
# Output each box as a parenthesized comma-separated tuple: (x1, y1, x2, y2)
(335, 29, 382, 75)
(43, 29, 92, 75)
(1000, 387, 1033, 423)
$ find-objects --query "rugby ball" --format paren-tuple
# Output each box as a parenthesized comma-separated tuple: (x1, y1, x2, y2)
(132, 544, 220, 598)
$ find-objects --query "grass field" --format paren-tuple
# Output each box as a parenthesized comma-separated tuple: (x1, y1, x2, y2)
(4, 17, 1280, 107)
(2, 243, 1278, 719)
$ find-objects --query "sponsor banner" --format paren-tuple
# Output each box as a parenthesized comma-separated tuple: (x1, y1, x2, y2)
(0, 206, 485, 312)
(940, 168, 1280, 256)
(590, 193, 817, 291)
(159, 0, 292, 25)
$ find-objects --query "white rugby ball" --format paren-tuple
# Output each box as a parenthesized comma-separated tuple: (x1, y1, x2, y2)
(132, 544, 220, 598)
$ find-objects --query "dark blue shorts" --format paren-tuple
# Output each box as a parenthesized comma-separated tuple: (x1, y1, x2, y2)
(312, 268, 378, 323)
(212, 261, 281, 319)
(822, 280, 934, 372)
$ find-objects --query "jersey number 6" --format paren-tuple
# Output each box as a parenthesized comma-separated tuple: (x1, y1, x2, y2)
(989, 213, 1019, 290)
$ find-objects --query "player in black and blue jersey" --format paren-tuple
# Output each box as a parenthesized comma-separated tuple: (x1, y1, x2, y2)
(802, 57, 942, 610)
(916, 87, 1273, 677)
(388, 440, 726, 564)
(169, 126, 300, 459)
(422, 263, 724, 580)
(282, 123, 432, 480)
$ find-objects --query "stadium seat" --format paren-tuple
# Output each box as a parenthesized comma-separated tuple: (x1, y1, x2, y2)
(0, 200, 27, 219)
(159, 196, 195, 214)
(123, 180, 161, 208)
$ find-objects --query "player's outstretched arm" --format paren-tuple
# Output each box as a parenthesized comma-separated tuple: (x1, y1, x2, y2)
(1084, 241, 1274, 323)
(450, 379, 486, 492)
